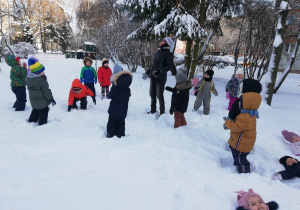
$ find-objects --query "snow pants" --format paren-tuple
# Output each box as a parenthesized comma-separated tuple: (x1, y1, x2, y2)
(11, 86, 27, 111)
(106, 116, 125, 138)
(72, 97, 87, 109)
(28, 106, 49, 126)
(149, 78, 166, 109)
(174, 110, 187, 128)
(229, 145, 250, 174)
(101, 86, 110, 97)
(84, 83, 95, 96)
(194, 96, 211, 115)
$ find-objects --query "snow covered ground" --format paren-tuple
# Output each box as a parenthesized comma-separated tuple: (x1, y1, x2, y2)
(0, 53, 300, 210)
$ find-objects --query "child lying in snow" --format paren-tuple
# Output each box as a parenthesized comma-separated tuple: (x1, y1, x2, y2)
(273, 156, 300, 181)
(281, 130, 300, 156)
(235, 188, 278, 210)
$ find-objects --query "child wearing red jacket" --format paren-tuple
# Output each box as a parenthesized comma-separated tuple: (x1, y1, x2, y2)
(97, 59, 112, 99)
(68, 79, 96, 112)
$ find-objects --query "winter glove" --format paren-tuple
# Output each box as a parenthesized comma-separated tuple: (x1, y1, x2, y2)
(223, 123, 229, 130)
(92, 95, 96, 105)
(80, 78, 84, 84)
(94, 78, 97, 84)
(22, 62, 27, 68)
(226, 92, 230, 99)
(272, 173, 282, 181)
(165, 86, 174, 92)
(214, 92, 218, 96)
(142, 73, 148, 80)
(152, 69, 161, 78)
(169, 107, 174, 115)
(50, 99, 56, 107)
(68, 105, 72, 112)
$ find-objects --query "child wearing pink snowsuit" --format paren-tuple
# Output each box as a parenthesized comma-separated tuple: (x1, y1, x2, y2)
(282, 130, 300, 156)
(225, 69, 244, 110)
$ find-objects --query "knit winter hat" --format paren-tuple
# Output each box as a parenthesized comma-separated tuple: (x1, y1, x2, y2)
(236, 189, 268, 210)
(162, 37, 175, 52)
(281, 130, 299, 143)
(16, 57, 20, 63)
(235, 69, 244, 75)
(113, 64, 123, 74)
(240, 79, 262, 94)
(176, 70, 187, 83)
(102, 59, 109, 66)
(205, 69, 214, 78)
(28, 57, 45, 74)
(279, 156, 294, 167)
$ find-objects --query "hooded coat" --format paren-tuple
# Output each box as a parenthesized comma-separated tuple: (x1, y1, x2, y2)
(168, 81, 193, 113)
(25, 73, 54, 109)
(225, 92, 262, 153)
(80, 57, 97, 83)
(97, 66, 112, 86)
(68, 79, 94, 105)
(226, 74, 242, 98)
(5, 55, 27, 87)
(107, 71, 132, 120)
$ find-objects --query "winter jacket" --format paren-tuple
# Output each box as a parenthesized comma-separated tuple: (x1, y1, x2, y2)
(107, 71, 132, 120)
(225, 92, 262, 153)
(282, 136, 300, 156)
(193, 78, 218, 111)
(167, 81, 193, 113)
(5, 55, 27, 87)
(226, 75, 242, 98)
(68, 79, 94, 105)
(25, 73, 54, 109)
(80, 66, 97, 83)
(146, 48, 173, 81)
(97, 66, 112, 86)
(278, 161, 300, 180)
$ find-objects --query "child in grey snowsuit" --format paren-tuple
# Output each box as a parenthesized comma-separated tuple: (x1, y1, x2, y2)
(193, 70, 218, 115)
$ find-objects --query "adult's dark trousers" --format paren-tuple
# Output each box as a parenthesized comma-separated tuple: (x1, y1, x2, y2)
(229, 145, 250, 173)
(106, 116, 125, 138)
(72, 97, 87, 109)
(84, 83, 95, 96)
(149, 78, 166, 109)
(11, 86, 27, 111)
(28, 106, 49, 126)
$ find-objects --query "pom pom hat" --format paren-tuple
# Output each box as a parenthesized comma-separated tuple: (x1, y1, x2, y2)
(16, 57, 20, 63)
(28, 57, 45, 74)
(235, 189, 268, 210)
(281, 130, 299, 143)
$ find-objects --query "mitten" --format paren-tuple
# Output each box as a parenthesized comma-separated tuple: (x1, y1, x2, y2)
(50, 99, 56, 107)
(22, 62, 27, 68)
(92, 95, 96, 105)
(68, 105, 72, 112)
(94, 78, 97, 84)
(152, 69, 161, 77)
(223, 123, 229, 130)
(165, 86, 174, 92)
(169, 108, 174, 115)
(272, 173, 282, 181)
(142, 73, 148, 80)
(80, 78, 84, 83)
(226, 92, 230, 99)
(214, 92, 218, 96)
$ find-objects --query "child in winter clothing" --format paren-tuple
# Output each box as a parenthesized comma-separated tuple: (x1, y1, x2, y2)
(166, 70, 193, 128)
(25, 57, 56, 126)
(281, 130, 300, 156)
(224, 79, 262, 174)
(193, 69, 218, 115)
(110, 64, 123, 87)
(273, 156, 300, 181)
(80, 57, 97, 96)
(226, 69, 244, 110)
(235, 188, 278, 210)
(5, 55, 28, 111)
(106, 71, 133, 138)
(98, 59, 112, 99)
(68, 79, 96, 112)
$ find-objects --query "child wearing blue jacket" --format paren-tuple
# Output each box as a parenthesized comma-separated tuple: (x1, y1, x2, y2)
(106, 70, 133, 138)
(80, 57, 97, 95)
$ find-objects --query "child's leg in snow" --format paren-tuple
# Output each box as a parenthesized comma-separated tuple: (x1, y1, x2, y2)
(203, 97, 211, 115)
(80, 97, 87, 109)
(229, 146, 250, 173)
(174, 110, 183, 128)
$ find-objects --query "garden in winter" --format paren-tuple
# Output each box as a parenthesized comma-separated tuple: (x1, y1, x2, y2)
(1, 0, 300, 210)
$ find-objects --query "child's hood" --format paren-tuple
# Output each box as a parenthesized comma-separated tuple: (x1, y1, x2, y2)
(5, 55, 20, 67)
(25, 74, 46, 87)
(176, 80, 193, 91)
(72, 79, 83, 89)
(241, 92, 261, 110)
(114, 71, 132, 88)
(113, 64, 123, 74)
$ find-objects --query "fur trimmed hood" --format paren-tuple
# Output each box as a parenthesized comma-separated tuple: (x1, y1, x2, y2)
(176, 80, 193, 91)
(83, 57, 93, 66)
(114, 71, 133, 88)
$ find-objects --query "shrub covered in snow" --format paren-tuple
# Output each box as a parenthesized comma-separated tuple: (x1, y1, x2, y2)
(2, 42, 37, 58)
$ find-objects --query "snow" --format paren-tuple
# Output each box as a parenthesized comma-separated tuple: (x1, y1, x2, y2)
(1, 53, 300, 210)
(280, 1, 288, 10)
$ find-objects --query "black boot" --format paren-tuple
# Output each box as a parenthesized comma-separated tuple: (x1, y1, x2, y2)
(147, 105, 156, 114)
(159, 107, 165, 116)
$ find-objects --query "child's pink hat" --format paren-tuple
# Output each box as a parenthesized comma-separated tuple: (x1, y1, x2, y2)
(282, 130, 299, 142)
(235, 189, 268, 209)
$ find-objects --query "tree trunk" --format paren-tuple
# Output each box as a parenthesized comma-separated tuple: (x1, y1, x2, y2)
(184, 39, 192, 76)
(189, 41, 200, 79)
(274, 33, 300, 93)
(265, 0, 289, 106)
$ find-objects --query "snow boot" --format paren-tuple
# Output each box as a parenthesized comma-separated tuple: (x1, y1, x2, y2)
(159, 107, 165, 116)
(147, 105, 156, 114)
